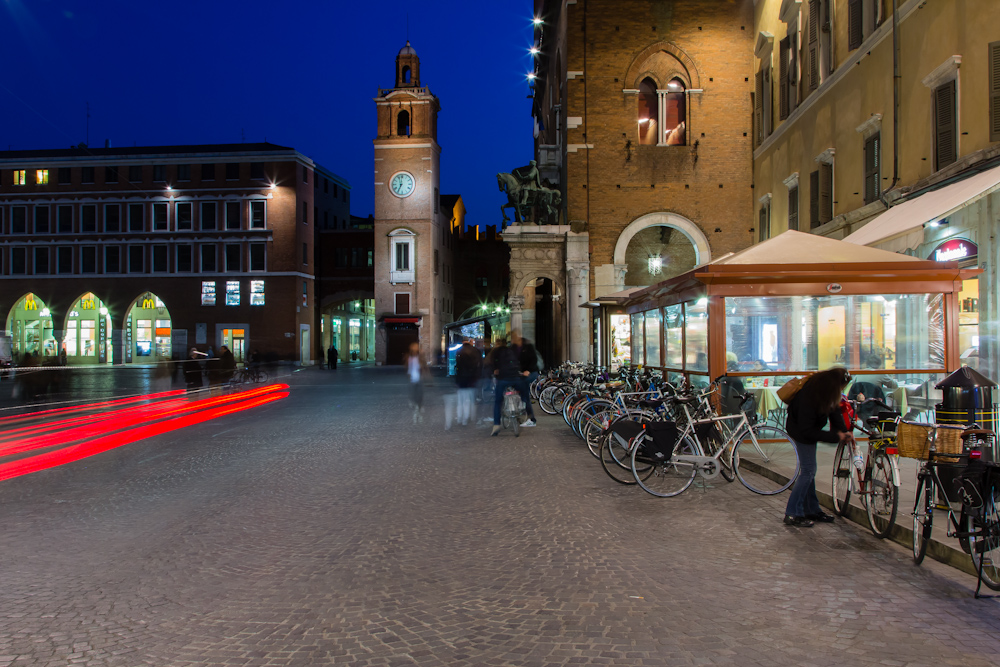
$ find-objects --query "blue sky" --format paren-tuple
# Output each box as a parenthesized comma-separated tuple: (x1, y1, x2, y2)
(0, 0, 535, 228)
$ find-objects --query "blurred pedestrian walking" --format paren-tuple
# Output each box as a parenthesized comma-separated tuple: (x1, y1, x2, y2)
(406, 342, 425, 423)
(454, 338, 482, 426)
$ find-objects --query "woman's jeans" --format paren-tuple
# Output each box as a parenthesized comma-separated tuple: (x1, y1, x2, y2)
(785, 439, 821, 517)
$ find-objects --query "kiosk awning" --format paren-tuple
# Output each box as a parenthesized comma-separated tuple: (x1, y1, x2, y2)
(843, 164, 1000, 247)
(580, 287, 643, 308)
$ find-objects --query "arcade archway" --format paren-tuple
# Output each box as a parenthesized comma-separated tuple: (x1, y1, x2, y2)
(124, 292, 172, 363)
(63, 292, 112, 365)
(5, 293, 56, 362)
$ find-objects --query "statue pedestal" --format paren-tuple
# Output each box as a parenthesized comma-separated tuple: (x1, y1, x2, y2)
(502, 226, 590, 364)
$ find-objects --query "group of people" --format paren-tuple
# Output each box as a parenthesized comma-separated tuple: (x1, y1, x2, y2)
(403, 332, 543, 433)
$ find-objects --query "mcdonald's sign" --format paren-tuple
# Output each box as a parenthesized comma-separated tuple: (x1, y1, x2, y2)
(81, 299, 95, 310)
(23, 295, 37, 311)
(141, 298, 156, 309)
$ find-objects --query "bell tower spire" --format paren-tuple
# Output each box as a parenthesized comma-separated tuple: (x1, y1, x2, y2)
(396, 41, 420, 87)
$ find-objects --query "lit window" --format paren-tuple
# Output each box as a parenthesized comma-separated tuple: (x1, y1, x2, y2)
(250, 200, 265, 228)
(202, 281, 216, 306)
(36, 169, 48, 185)
(226, 280, 240, 306)
(13, 170, 26, 185)
(250, 280, 265, 306)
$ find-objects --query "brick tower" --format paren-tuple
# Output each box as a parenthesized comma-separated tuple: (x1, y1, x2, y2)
(373, 42, 451, 365)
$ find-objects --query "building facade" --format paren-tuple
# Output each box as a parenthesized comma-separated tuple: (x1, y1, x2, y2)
(752, 0, 1000, 380)
(527, 0, 756, 367)
(0, 143, 347, 366)
(372, 43, 455, 365)
(316, 211, 375, 364)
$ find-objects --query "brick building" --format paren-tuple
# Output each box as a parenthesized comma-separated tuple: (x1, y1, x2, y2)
(523, 0, 756, 366)
(0, 143, 350, 366)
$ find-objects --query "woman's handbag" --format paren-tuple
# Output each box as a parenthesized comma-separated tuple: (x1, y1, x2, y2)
(777, 375, 811, 404)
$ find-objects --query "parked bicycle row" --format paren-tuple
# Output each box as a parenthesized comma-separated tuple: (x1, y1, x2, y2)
(531, 363, 1000, 597)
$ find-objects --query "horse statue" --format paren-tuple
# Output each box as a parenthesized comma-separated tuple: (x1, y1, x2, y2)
(497, 160, 562, 226)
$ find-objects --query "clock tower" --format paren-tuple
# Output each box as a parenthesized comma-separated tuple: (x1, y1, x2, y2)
(373, 42, 450, 365)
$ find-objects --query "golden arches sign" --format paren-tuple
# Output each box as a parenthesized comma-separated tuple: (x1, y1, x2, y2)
(22, 294, 38, 311)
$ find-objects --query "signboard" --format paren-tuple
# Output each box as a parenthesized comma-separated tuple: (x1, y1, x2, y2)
(98, 315, 107, 363)
(931, 238, 978, 263)
(125, 314, 133, 363)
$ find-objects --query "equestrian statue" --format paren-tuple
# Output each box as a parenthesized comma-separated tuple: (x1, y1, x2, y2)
(497, 160, 562, 226)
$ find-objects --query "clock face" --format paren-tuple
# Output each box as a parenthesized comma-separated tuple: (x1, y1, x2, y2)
(389, 171, 415, 198)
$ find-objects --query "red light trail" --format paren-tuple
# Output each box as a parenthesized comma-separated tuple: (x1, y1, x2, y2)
(0, 384, 289, 482)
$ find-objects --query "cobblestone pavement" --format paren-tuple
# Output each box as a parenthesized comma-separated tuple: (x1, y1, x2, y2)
(2, 365, 999, 666)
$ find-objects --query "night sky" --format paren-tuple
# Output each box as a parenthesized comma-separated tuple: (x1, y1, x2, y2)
(0, 0, 535, 229)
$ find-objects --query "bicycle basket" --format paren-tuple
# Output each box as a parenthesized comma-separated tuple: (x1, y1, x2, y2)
(635, 421, 679, 463)
(896, 421, 965, 460)
(503, 392, 523, 415)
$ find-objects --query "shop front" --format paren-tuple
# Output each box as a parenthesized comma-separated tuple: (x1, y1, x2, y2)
(124, 292, 172, 364)
(582, 288, 641, 369)
(63, 292, 112, 365)
(5, 293, 56, 363)
(623, 231, 979, 421)
(842, 163, 1000, 389)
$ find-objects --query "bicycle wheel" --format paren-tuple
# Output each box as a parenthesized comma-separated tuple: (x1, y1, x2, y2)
(734, 425, 799, 495)
(599, 429, 647, 484)
(631, 435, 699, 498)
(562, 393, 581, 428)
(831, 441, 853, 516)
(538, 385, 561, 414)
(967, 480, 1000, 591)
(865, 449, 898, 539)
(512, 414, 520, 437)
(699, 426, 735, 483)
(576, 401, 611, 444)
(912, 475, 933, 565)
(584, 409, 614, 458)
(501, 415, 511, 430)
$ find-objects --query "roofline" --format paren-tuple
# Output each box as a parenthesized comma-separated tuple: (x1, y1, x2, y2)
(0, 143, 308, 165)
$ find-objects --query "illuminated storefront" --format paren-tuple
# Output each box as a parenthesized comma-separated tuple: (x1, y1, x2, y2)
(624, 232, 979, 414)
(124, 292, 172, 363)
(5, 293, 56, 361)
(324, 299, 375, 362)
(64, 292, 112, 365)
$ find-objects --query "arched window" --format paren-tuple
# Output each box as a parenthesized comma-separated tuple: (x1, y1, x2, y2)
(664, 78, 686, 146)
(402, 66, 411, 84)
(397, 110, 410, 136)
(637, 78, 658, 145)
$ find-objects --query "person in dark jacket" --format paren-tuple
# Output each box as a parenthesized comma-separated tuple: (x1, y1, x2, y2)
(184, 347, 206, 391)
(784, 367, 853, 527)
(490, 338, 537, 436)
(454, 339, 482, 426)
(218, 345, 237, 384)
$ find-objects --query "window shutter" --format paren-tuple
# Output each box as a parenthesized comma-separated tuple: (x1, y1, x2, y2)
(810, 170, 820, 228)
(759, 207, 767, 243)
(864, 133, 880, 204)
(934, 80, 957, 170)
(755, 70, 764, 145)
(808, 0, 820, 91)
(789, 32, 798, 110)
(848, 0, 863, 50)
(788, 187, 799, 231)
(819, 162, 833, 224)
(779, 38, 790, 120)
(990, 41, 1000, 142)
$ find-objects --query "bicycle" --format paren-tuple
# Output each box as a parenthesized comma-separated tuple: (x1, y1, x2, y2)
(500, 386, 527, 436)
(905, 421, 1000, 592)
(831, 398, 901, 538)
(629, 389, 800, 497)
(231, 366, 269, 386)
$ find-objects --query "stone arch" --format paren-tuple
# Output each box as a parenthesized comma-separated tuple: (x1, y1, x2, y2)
(624, 41, 701, 90)
(613, 212, 711, 267)
(509, 270, 563, 302)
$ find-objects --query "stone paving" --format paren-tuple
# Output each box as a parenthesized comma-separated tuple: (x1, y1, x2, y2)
(1, 365, 999, 666)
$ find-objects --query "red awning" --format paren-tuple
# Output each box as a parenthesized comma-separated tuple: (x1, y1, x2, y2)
(384, 317, 420, 324)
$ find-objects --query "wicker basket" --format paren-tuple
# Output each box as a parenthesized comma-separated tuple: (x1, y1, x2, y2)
(896, 421, 966, 460)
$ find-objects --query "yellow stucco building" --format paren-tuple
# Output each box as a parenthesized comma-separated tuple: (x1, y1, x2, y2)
(753, 0, 1000, 381)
